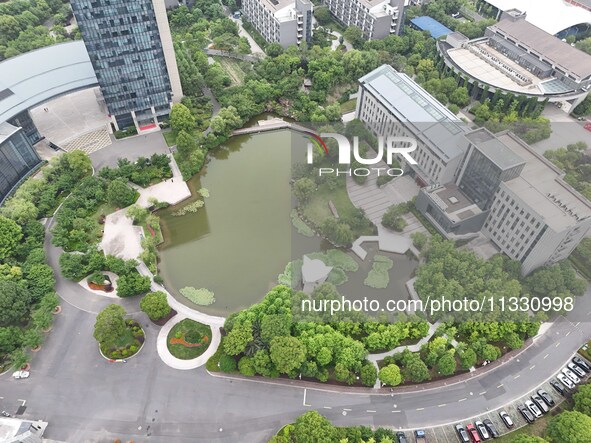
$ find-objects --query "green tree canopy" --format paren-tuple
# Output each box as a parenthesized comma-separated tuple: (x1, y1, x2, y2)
(574, 383, 591, 416)
(107, 179, 137, 208)
(170, 103, 196, 133)
(292, 411, 337, 443)
(546, 411, 591, 443)
(378, 364, 402, 387)
(0, 216, 22, 261)
(140, 291, 171, 321)
(93, 304, 127, 346)
(0, 281, 32, 326)
(270, 335, 306, 374)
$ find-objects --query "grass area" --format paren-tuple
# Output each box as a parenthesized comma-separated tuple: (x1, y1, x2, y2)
(340, 99, 357, 114)
(302, 178, 375, 238)
(291, 210, 314, 237)
(163, 130, 177, 147)
(100, 320, 145, 360)
(364, 255, 394, 289)
(167, 319, 212, 360)
(579, 341, 591, 361)
(213, 56, 248, 86)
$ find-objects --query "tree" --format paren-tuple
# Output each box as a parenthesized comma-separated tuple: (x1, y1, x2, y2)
(292, 411, 337, 443)
(405, 357, 431, 383)
(140, 291, 171, 321)
(314, 6, 332, 26)
(270, 336, 306, 374)
(107, 179, 137, 208)
(450, 87, 470, 107)
(224, 321, 254, 355)
(175, 130, 198, 157)
(127, 205, 149, 224)
(170, 103, 195, 133)
(59, 252, 89, 281)
(0, 198, 38, 225)
(546, 411, 591, 443)
(0, 326, 23, 355)
(343, 26, 364, 49)
(93, 304, 127, 346)
(360, 362, 378, 387)
(378, 364, 402, 387)
(293, 178, 316, 204)
(0, 281, 32, 326)
(459, 347, 477, 370)
(238, 356, 256, 376)
(210, 106, 242, 136)
(261, 314, 291, 344)
(116, 272, 151, 297)
(574, 383, 591, 416)
(436, 352, 457, 376)
(0, 216, 22, 261)
(25, 264, 55, 301)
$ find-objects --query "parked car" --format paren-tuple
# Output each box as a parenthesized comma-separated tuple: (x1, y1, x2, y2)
(585, 122, 591, 132)
(531, 395, 549, 413)
(499, 410, 514, 428)
(396, 431, 408, 443)
(568, 362, 587, 378)
(474, 421, 490, 440)
(466, 424, 481, 442)
(557, 373, 575, 389)
(12, 370, 29, 379)
(482, 419, 499, 438)
(537, 389, 555, 406)
(550, 378, 567, 396)
(1, 411, 10, 417)
(573, 356, 591, 372)
(518, 405, 535, 423)
(455, 424, 470, 443)
(525, 400, 543, 418)
(415, 429, 427, 443)
(562, 367, 581, 384)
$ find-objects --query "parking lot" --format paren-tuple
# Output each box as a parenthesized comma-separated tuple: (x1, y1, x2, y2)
(402, 354, 590, 443)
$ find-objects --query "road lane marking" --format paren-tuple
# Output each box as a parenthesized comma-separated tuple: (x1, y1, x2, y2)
(566, 331, 571, 337)
(367, 410, 376, 413)
(514, 374, 521, 379)
(530, 365, 536, 370)
(497, 384, 504, 389)
(392, 410, 401, 413)
(556, 342, 561, 348)
(323, 406, 332, 410)
(479, 391, 487, 395)
(438, 403, 447, 407)
(575, 322, 581, 327)
(343, 408, 352, 412)
(416, 407, 425, 411)
(303, 389, 310, 407)
(458, 398, 467, 402)
(544, 354, 549, 359)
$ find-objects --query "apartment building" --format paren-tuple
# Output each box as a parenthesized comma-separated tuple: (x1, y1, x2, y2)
(356, 64, 470, 186)
(324, 0, 405, 39)
(241, 0, 313, 48)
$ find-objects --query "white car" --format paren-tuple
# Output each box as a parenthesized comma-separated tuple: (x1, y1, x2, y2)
(557, 373, 575, 389)
(12, 371, 29, 379)
(568, 362, 586, 378)
(562, 367, 581, 384)
(525, 400, 543, 418)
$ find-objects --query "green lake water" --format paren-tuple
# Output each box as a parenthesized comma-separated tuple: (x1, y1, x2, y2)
(158, 130, 418, 316)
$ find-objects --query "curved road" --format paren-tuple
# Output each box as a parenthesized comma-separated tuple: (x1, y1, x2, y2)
(1, 221, 590, 442)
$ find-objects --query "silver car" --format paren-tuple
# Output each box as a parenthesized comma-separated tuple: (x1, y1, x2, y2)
(557, 373, 575, 389)
(525, 400, 543, 418)
(562, 367, 581, 384)
(568, 362, 586, 378)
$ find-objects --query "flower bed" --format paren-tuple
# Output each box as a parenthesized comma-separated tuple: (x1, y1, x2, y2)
(167, 319, 212, 360)
(87, 272, 114, 292)
(100, 319, 145, 360)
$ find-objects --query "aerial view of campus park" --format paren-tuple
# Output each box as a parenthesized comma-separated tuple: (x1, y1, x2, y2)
(5, 0, 591, 442)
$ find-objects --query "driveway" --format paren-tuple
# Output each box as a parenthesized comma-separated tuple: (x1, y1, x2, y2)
(90, 132, 170, 171)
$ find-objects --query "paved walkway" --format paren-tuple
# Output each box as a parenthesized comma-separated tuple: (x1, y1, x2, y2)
(138, 262, 225, 370)
(234, 18, 266, 57)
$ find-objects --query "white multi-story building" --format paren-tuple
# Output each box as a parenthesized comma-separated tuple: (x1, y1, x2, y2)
(356, 64, 471, 186)
(482, 132, 591, 275)
(241, 0, 313, 48)
(358, 64, 591, 275)
(324, 0, 405, 40)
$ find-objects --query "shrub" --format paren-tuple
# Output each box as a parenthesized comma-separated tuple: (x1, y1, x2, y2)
(140, 291, 171, 321)
(219, 353, 237, 372)
(360, 363, 378, 387)
(238, 356, 256, 376)
(117, 272, 151, 297)
(185, 330, 202, 344)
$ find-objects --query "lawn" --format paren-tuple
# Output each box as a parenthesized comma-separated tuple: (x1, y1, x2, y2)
(163, 130, 178, 147)
(167, 319, 212, 360)
(101, 320, 145, 360)
(340, 99, 357, 114)
(302, 178, 375, 238)
(213, 56, 248, 86)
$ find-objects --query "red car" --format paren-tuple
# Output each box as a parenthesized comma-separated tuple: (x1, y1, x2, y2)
(584, 122, 591, 132)
(466, 424, 481, 443)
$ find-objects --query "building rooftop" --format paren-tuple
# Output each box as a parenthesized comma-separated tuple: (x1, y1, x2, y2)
(498, 132, 591, 231)
(0, 40, 97, 124)
(424, 183, 483, 221)
(466, 128, 525, 170)
(484, 0, 591, 36)
(359, 64, 469, 162)
(0, 121, 20, 144)
(410, 16, 453, 39)
(490, 18, 591, 80)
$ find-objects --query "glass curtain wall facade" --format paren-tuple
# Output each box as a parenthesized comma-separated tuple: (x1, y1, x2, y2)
(70, 0, 173, 130)
(0, 124, 42, 204)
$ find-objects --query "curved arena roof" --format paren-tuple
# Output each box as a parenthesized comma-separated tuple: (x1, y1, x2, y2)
(0, 41, 98, 124)
(484, 0, 591, 35)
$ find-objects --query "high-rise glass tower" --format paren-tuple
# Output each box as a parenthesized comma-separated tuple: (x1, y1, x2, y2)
(70, 0, 183, 131)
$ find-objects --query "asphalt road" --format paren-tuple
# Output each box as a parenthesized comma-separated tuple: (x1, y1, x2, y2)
(2, 222, 590, 442)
